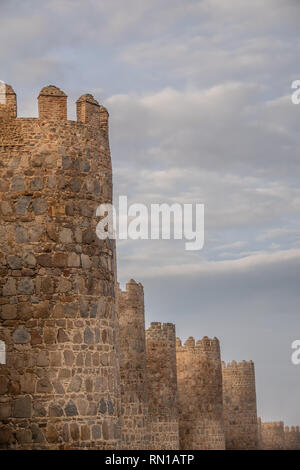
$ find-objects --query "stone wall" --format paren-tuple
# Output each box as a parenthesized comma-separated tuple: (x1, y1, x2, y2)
(222, 360, 259, 449)
(260, 421, 285, 450)
(118, 280, 148, 449)
(176, 336, 225, 449)
(285, 425, 300, 450)
(146, 322, 179, 449)
(0, 85, 121, 449)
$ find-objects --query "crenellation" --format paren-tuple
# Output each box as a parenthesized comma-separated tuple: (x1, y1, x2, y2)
(0, 84, 120, 450)
(0, 84, 298, 451)
(285, 425, 300, 450)
(146, 321, 179, 449)
(118, 279, 149, 449)
(0, 83, 17, 120)
(260, 421, 286, 450)
(177, 336, 225, 449)
(222, 360, 259, 449)
(38, 85, 67, 121)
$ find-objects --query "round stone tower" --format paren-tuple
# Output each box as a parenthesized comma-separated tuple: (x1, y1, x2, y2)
(146, 322, 179, 450)
(118, 279, 148, 449)
(222, 360, 259, 449)
(176, 336, 225, 449)
(285, 425, 300, 450)
(0, 84, 121, 449)
(260, 421, 286, 450)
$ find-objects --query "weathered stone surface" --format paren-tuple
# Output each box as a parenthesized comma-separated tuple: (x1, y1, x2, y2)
(16, 429, 32, 444)
(3, 278, 17, 296)
(16, 196, 31, 215)
(67, 376, 82, 393)
(13, 396, 32, 418)
(13, 326, 31, 344)
(17, 278, 34, 295)
(7, 255, 22, 269)
(1, 85, 121, 451)
(65, 400, 78, 417)
(146, 322, 179, 450)
(49, 403, 64, 417)
(31, 424, 45, 443)
(222, 361, 259, 450)
(32, 198, 48, 215)
(84, 327, 94, 344)
(70, 423, 80, 441)
(46, 425, 59, 444)
(92, 425, 101, 440)
(36, 378, 53, 393)
(0, 376, 9, 394)
(99, 398, 107, 414)
(177, 336, 225, 450)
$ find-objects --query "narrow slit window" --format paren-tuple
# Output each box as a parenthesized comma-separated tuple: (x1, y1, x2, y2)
(0, 341, 6, 364)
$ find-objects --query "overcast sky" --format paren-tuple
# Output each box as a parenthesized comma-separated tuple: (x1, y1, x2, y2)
(1, 0, 300, 425)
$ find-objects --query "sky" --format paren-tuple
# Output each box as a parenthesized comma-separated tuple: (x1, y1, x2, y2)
(1, 0, 300, 425)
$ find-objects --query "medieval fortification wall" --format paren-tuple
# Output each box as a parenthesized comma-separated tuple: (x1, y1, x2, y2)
(0, 85, 120, 449)
(222, 360, 259, 449)
(0, 84, 297, 450)
(176, 336, 225, 449)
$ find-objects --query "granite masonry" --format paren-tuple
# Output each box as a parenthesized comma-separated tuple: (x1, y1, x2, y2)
(0, 84, 298, 450)
(118, 280, 148, 449)
(260, 422, 286, 450)
(222, 360, 259, 450)
(176, 336, 225, 449)
(146, 322, 179, 450)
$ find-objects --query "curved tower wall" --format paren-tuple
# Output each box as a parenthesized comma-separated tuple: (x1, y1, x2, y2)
(285, 425, 300, 450)
(146, 322, 179, 450)
(260, 422, 285, 450)
(222, 360, 259, 449)
(118, 279, 148, 449)
(0, 85, 121, 449)
(176, 336, 225, 450)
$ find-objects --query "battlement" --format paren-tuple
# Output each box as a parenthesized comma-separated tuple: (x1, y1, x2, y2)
(146, 320, 179, 449)
(0, 83, 108, 131)
(146, 322, 176, 341)
(177, 335, 220, 353)
(285, 425, 299, 432)
(261, 421, 286, 450)
(262, 421, 284, 428)
(222, 359, 258, 449)
(285, 425, 300, 450)
(0, 83, 17, 119)
(222, 360, 255, 371)
(120, 279, 144, 297)
(176, 334, 225, 449)
(0, 82, 118, 450)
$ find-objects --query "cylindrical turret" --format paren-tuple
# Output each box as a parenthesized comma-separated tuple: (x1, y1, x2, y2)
(260, 421, 285, 449)
(118, 279, 148, 449)
(0, 85, 121, 449)
(222, 360, 259, 449)
(146, 322, 179, 449)
(176, 336, 225, 449)
(285, 425, 300, 450)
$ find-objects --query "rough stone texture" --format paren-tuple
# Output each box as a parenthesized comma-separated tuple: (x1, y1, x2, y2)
(222, 360, 259, 450)
(0, 83, 295, 451)
(118, 280, 149, 450)
(146, 322, 179, 450)
(260, 421, 286, 450)
(0, 84, 120, 450)
(284, 425, 300, 450)
(176, 336, 225, 450)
